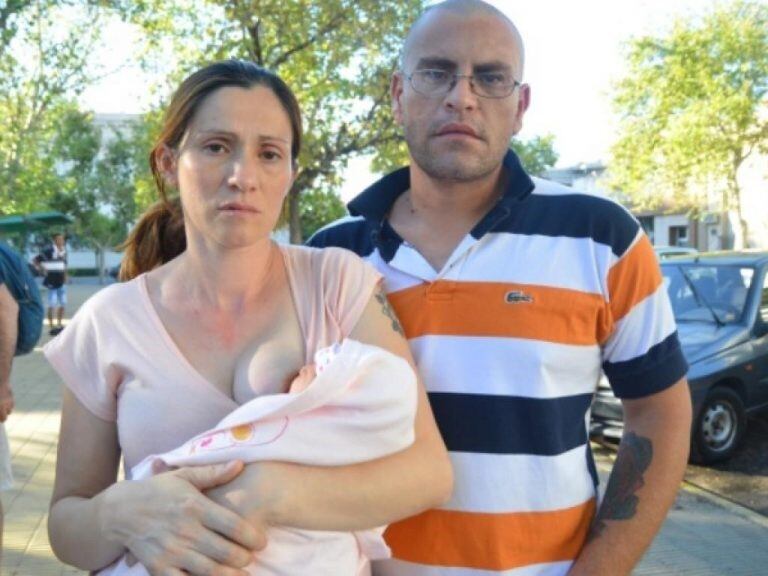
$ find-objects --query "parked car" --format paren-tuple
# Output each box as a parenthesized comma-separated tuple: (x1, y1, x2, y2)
(654, 245, 699, 260)
(591, 251, 768, 464)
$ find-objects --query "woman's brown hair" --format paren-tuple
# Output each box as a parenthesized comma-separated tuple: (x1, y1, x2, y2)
(119, 60, 303, 281)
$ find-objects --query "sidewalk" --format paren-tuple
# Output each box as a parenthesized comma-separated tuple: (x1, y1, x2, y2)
(3, 282, 768, 575)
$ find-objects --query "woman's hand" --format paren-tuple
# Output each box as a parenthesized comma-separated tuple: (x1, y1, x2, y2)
(103, 460, 267, 575)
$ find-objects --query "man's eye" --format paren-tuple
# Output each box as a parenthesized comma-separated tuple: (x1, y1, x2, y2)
(477, 72, 508, 86)
(262, 150, 283, 161)
(204, 142, 227, 153)
(420, 69, 449, 83)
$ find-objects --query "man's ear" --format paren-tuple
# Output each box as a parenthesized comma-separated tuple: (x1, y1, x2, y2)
(155, 145, 179, 189)
(391, 72, 405, 126)
(512, 83, 531, 136)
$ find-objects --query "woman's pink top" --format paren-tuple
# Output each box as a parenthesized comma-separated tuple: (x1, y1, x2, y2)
(44, 245, 381, 476)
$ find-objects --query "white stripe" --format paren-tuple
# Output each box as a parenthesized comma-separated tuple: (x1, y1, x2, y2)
(42, 261, 66, 271)
(441, 448, 596, 514)
(531, 177, 639, 226)
(374, 558, 572, 576)
(364, 251, 426, 293)
(413, 232, 613, 296)
(603, 285, 677, 364)
(410, 335, 601, 399)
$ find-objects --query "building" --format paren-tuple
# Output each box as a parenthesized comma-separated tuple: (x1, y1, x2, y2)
(544, 159, 768, 251)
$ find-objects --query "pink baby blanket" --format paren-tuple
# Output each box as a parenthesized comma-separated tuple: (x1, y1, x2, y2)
(99, 339, 417, 576)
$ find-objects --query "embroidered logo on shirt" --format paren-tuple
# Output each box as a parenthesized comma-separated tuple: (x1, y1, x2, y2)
(505, 290, 534, 304)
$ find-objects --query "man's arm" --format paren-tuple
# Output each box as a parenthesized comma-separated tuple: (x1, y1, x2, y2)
(0, 284, 18, 422)
(570, 378, 692, 575)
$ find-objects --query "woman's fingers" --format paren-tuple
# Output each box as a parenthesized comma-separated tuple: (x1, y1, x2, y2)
(200, 498, 267, 552)
(174, 461, 245, 491)
(176, 548, 249, 576)
(189, 527, 254, 569)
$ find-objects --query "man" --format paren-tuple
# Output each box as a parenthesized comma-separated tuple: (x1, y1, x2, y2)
(34, 232, 68, 335)
(309, 1, 692, 574)
(0, 240, 44, 555)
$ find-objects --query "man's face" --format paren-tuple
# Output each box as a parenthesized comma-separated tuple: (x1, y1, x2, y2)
(392, 10, 530, 182)
(53, 235, 64, 249)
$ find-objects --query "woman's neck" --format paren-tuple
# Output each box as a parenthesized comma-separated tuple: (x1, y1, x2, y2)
(169, 238, 279, 313)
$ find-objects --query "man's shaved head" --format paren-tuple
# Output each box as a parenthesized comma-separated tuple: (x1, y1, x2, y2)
(400, 0, 525, 76)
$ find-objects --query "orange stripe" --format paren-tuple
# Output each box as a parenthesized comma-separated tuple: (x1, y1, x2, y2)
(607, 236, 662, 322)
(388, 281, 610, 346)
(384, 499, 595, 570)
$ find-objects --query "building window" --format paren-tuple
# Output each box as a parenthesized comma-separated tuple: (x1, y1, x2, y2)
(669, 226, 689, 247)
(638, 216, 655, 244)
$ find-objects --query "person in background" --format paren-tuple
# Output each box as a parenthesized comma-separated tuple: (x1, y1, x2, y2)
(34, 232, 68, 336)
(309, 1, 692, 574)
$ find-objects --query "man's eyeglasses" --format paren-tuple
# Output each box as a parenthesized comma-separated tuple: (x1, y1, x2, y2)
(406, 69, 521, 99)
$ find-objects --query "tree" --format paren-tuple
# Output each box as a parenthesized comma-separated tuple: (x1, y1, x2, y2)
(610, 0, 768, 247)
(511, 134, 558, 177)
(118, 0, 424, 243)
(0, 0, 106, 214)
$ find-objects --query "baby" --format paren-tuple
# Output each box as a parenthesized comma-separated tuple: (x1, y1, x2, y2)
(103, 339, 418, 576)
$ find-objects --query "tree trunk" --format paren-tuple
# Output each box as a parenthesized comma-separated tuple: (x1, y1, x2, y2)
(729, 156, 748, 249)
(288, 186, 302, 244)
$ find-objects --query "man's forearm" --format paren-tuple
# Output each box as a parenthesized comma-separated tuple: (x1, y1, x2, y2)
(570, 379, 692, 575)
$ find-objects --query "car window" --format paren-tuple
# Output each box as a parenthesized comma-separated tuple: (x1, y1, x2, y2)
(663, 264, 753, 324)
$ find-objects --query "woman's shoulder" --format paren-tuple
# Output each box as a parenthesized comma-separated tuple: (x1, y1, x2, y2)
(75, 275, 146, 319)
(281, 243, 368, 271)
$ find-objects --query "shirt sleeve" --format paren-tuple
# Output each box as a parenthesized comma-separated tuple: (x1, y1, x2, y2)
(43, 295, 119, 421)
(601, 231, 688, 399)
(317, 247, 382, 338)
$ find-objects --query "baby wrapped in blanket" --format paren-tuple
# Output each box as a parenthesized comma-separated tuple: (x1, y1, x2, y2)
(101, 338, 417, 576)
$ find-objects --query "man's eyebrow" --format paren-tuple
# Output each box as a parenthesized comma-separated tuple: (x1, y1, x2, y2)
(473, 61, 514, 73)
(414, 57, 456, 70)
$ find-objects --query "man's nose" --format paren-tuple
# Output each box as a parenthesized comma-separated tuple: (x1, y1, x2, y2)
(444, 74, 478, 110)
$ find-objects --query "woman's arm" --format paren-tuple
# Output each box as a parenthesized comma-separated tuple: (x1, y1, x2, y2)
(207, 286, 453, 531)
(49, 388, 264, 574)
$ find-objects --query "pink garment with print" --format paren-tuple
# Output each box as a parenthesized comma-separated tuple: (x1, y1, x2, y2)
(43, 246, 413, 575)
(104, 339, 417, 576)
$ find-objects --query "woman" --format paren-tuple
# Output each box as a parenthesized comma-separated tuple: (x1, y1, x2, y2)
(45, 60, 452, 575)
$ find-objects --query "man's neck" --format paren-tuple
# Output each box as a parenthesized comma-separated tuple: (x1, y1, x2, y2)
(407, 163, 505, 219)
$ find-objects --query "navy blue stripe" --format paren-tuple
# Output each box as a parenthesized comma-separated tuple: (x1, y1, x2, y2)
(306, 218, 376, 257)
(490, 192, 640, 258)
(603, 331, 689, 399)
(428, 392, 593, 456)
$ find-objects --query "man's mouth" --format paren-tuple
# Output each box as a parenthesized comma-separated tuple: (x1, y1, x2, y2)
(435, 123, 480, 139)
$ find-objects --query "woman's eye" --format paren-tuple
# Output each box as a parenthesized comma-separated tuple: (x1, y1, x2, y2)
(204, 142, 227, 153)
(262, 150, 283, 161)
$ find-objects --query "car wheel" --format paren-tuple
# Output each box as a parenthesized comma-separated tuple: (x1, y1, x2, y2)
(690, 387, 746, 464)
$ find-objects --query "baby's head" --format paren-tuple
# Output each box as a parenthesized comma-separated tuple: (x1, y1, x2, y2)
(289, 364, 316, 393)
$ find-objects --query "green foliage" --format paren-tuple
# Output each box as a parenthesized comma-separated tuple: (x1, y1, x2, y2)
(511, 135, 559, 177)
(610, 0, 768, 242)
(0, 0, 104, 215)
(117, 0, 425, 242)
(298, 188, 346, 240)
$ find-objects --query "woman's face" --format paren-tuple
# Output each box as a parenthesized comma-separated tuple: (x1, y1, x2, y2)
(163, 85, 296, 250)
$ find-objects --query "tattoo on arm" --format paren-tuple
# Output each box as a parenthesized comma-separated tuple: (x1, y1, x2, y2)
(588, 431, 653, 542)
(374, 288, 404, 336)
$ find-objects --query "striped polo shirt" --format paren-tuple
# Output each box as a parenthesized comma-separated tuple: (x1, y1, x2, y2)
(309, 150, 688, 576)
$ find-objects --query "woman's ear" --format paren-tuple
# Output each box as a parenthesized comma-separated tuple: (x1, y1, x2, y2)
(155, 144, 179, 189)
